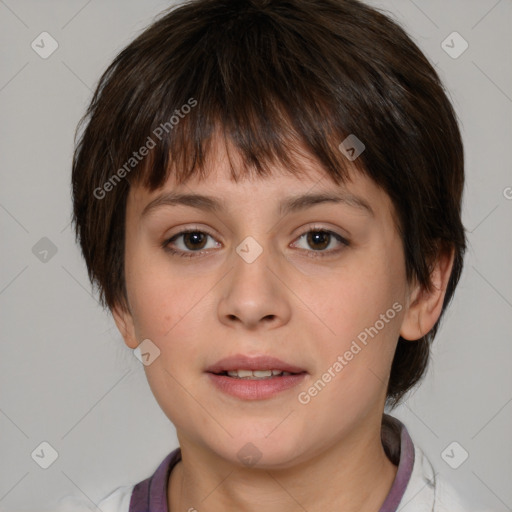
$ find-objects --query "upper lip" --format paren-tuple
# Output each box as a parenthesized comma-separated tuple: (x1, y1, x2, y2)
(206, 354, 307, 374)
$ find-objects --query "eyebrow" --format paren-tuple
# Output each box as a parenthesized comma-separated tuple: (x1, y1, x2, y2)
(141, 190, 374, 218)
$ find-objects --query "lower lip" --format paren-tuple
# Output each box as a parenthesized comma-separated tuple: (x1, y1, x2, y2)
(207, 372, 307, 400)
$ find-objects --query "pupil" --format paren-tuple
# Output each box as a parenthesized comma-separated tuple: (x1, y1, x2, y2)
(184, 232, 207, 250)
(307, 231, 329, 250)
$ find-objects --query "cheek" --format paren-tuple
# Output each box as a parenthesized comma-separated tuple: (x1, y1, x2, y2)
(126, 248, 205, 341)
(319, 262, 402, 341)
(301, 294, 402, 423)
(129, 272, 210, 427)
(126, 266, 215, 394)
(307, 243, 405, 390)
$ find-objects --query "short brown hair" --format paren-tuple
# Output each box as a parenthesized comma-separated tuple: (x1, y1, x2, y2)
(71, 0, 466, 409)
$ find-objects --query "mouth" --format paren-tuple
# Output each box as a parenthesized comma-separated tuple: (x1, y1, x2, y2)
(205, 354, 308, 400)
(210, 369, 305, 379)
(205, 354, 307, 376)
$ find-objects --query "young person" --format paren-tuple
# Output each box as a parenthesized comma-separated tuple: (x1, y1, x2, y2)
(67, 0, 481, 510)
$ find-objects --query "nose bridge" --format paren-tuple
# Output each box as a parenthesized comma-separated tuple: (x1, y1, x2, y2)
(217, 234, 291, 329)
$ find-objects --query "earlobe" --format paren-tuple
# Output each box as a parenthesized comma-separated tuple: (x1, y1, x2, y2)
(399, 247, 455, 341)
(112, 303, 139, 349)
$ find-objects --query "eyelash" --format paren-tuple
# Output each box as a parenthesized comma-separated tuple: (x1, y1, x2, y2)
(162, 226, 350, 260)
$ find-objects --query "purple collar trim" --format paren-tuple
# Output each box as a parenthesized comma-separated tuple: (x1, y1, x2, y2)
(128, 449, 181, 512)
(377, 415, 415, 511)
(128, 416, 414, 512)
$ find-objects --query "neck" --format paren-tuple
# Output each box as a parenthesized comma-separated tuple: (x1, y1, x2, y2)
(168, 416, 398, 512)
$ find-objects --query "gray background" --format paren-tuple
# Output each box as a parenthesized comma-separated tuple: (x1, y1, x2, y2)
(0, 0, 511, 511)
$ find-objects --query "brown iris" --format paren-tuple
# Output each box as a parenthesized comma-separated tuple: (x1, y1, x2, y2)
(306, 231, 330, 251)
(183, 232, 208, 250)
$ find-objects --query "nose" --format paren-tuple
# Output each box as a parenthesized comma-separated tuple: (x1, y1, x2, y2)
(217, 240, 292, 331)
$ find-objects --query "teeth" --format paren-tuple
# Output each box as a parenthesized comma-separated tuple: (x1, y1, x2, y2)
(225, 369, 292, 379)
(253, 370, 272, 377)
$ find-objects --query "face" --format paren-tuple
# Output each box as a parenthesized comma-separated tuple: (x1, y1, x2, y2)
(115, 138, 416, 469)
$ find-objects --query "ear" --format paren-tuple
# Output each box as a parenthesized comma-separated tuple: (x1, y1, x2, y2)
(400, 246, 455, 341)
(112, 303, 139, 349)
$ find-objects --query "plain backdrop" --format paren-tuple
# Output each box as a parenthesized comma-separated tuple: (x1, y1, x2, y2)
(0, 0, 511, 511)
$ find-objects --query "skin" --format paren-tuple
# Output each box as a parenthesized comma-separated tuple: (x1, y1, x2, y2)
(113, 136, 454, 512)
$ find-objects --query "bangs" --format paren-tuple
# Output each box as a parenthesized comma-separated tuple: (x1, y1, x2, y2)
(92, 0, 375, 193)
(133, 97, 360, 191)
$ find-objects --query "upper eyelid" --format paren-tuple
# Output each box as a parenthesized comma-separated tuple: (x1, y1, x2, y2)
(167, 224, 345, 239)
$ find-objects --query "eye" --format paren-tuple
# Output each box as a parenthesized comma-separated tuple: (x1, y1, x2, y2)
(162, 226, 349, 259)
(162, 229, 220, 258)
(291, 227, 349, 257)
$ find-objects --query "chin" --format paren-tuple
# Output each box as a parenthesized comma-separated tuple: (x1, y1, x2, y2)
(216, 430, 306, 470)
